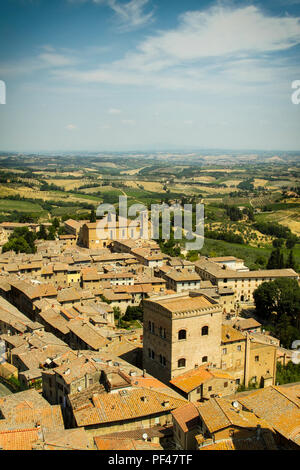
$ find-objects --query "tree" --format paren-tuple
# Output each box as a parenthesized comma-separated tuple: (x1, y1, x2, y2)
(286, 235, 298, 250)
(267, 248, 284, 269)
(52, 217, 60, 230)
(286, 250, 297, 270)
(272, 238, 284, 248)
(38, 225, 48, 240)
(90, 209, 96, 223)
(253, 278, 300, 346)
(123, 306, 143, 323)
(2, 227, 37, 254)
(47, 225, 56, 240)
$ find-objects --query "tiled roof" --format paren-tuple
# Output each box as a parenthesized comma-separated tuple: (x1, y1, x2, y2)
(146, 293, 217, 315)
(94, 436, 162, 450)
(170, 366, 234, 394)
(237, 385, 300, 443)
(71, 387, 187, 427)
(222, 325, 245, 344)
(171, 402, 199, 432)
(197, 397, 270, 435)
(0, 428, 39, 450)
(68, 320, 108, 350)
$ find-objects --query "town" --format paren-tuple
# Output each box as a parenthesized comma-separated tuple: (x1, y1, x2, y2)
(1, 0, 300, 455)
(0, 212, 299, 451)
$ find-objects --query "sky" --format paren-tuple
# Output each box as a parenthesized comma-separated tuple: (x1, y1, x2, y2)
(0, 0, 300, 152)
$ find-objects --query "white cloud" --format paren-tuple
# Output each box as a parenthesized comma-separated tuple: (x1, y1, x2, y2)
(137, 5, 300, 61)
(52, 5, 300, 94)
(69, 0, 154, 30)
(39, 53, 77, 67)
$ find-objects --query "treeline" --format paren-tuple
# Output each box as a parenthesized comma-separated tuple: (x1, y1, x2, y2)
(204, 229, 244, 244)
(253, 221, 295, 240)
(237, 179, 254, 191)
(40, 181, 64, 191)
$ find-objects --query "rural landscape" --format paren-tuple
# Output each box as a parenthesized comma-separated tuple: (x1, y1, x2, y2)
(1, 0, 300, 456)
(1, 150, 299, 270)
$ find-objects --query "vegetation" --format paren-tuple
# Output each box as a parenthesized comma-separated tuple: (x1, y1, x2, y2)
(2, 227, 37, 254)
(253, 278, 300, 348)
(276, 361, 300, 385)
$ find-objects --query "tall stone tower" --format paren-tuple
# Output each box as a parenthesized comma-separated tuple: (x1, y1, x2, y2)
(143, 292, 222, 384)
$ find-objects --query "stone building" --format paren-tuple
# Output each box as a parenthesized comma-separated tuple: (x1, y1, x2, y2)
(143, 293, 223, 383)
(195, 257, 299, 302)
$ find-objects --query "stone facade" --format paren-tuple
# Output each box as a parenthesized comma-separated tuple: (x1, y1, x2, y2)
(143, 293, 223, 384)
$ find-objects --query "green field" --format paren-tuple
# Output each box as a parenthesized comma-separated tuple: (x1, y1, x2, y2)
(0, 199, 44, 213)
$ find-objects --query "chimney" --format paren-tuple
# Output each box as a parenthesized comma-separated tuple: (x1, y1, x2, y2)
(143, 369, 146, 377)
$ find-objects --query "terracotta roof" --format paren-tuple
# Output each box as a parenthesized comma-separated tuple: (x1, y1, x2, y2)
(234, 318, 262, 331)
(197, 397, 271, 435)
(94, 436, 162, 450)
(195, 258, 298, 280)
(68, 320, 108, 350)
(237, 385, 300, 444)
(171, 402, 199, 432)
(170, 366, 234, 394)
(71, 387, 187, 427)
(146, 293, 218, 315)
(0, 428, 39, 450)
(222, 325, 246, 344)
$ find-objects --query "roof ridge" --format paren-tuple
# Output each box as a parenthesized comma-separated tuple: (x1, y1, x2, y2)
(272, 385, 300, 408)
(213, 398, 233, 426)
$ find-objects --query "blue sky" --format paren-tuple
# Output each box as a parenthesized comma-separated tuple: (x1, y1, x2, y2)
(0, 0, 300, 152)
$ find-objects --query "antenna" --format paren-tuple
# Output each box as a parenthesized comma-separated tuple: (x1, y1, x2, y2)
(142, 433, 148, 441)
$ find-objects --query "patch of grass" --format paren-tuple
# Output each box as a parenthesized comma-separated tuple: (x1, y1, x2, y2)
(0, 199, 43, 213)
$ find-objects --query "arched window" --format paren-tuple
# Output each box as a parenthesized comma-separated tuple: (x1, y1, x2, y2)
(178, 329, 186, 340)
(178, 358, 186, 368)
(201, 326, 209, 336)
(202, 356, 208, 363)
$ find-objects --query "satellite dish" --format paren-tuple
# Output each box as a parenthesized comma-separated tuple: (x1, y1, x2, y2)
(142, 433, 148, 441)
(232, 401, 239, 409)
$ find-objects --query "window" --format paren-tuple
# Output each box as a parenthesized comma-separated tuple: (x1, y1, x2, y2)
(255, 355, 259, 362)
(202, 356, 208, 363)
(148, 349, 155, 360)
(159, 355, 166, 367)
(236, 378, 240, 385)
(224, 382, 228, 388)
(237, 345, 241, 351)
(178, 329, 187, 340)
(201, 326, 209, 336)
(222, 348, 227, 355)
(178, 358, 186, 368)
(208, 386, 212, 391)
